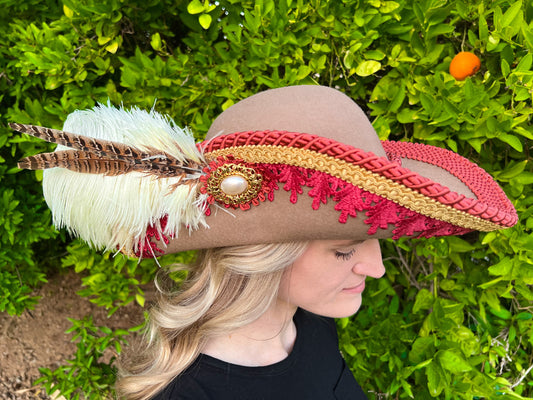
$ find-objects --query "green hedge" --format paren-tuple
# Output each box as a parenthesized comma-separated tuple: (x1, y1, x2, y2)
(1, 0, 532, 398)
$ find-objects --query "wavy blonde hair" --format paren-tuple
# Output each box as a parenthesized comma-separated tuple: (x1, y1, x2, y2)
(116, 242, 308, 400)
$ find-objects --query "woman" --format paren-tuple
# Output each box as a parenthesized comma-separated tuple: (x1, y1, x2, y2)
(117, 240, 384, 399)
(12, 86, 517, 399)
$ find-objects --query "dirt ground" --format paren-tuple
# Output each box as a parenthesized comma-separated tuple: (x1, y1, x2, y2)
(0, 271, 151, 399)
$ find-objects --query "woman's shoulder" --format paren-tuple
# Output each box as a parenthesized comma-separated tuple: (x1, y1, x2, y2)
(150, 364, 213, 400)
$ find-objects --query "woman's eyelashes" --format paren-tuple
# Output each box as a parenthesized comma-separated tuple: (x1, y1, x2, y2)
(335, 249, 356, 261)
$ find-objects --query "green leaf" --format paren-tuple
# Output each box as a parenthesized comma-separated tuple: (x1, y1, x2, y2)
(380, 1, 400, 13)
(437, 350, 472, 373)
(389, 84, 406, 112)
(478, 276, 504, 289)
(521, 22, 533, 49)
(198, 13, 212, 29)
(496, 160, 527, 180)
(488, 257, 513, 276)
(515, 53, 532, 72)
(105, 40, 119, 54)
(512, 124, 533, 139)
(337, 317, 349, 329)
(516, 312, 532, 320)
(413, 289, 433, 313)
(427, 23, 454, 39)
(365, 50, 386, 61)
(502, 1, 523, 27)
(296, 65, 311, 80)
(501, 59, 510, 77)
(187, 0, 204, 14)
(397, 108, 417, 123)
(487, 34, 500, 52)
(135, 293, 145, 307)
(63, 4, 74, 18)
(426, 361, 445, 397)
(512, 171, 533, 185)
(343, 342, 357, 356)
(409, 337, 434, 364)
(221, 98, 234, 111)
(343, 51, 355, 69)
(489, 306, 512, 320)
(479, 14, 488, 41)
(355, 60, 381, 77)
(150, 32, 162, 51)
(447, 236, 476, 252)
(389, 294, 399, 313)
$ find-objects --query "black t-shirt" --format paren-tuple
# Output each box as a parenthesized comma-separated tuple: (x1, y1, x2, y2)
(152, 309, 368, 399)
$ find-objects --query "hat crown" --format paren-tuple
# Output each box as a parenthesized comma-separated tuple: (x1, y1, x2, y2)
(206, 85, 387, 158)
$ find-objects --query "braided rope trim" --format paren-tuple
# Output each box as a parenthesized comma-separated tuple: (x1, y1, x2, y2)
(205, 146, 502, 232)
(202, 131, 516, 228)
(381, 140, 515, 215)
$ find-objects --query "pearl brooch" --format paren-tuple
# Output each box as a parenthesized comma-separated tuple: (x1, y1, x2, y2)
(206, 162, 263, 206)
(220, 175, 249, 195)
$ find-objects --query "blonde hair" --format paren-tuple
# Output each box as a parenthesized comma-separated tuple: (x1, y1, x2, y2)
(116, 242, 308, 400)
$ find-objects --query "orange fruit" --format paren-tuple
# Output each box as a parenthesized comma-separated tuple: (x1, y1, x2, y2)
(449, 52, 481, 80)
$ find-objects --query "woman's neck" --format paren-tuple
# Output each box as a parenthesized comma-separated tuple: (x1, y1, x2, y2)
(201, 300, 298, 367)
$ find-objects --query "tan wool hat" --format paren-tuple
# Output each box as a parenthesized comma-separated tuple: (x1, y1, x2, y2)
(12, 86, 517, 258)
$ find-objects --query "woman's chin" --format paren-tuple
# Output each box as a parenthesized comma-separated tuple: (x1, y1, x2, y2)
(310, 297, 363, 319)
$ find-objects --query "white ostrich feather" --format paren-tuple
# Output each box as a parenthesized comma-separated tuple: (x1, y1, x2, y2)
(40, 103, 208, 254)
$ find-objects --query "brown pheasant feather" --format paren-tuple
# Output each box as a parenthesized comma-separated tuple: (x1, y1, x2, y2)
(10, 122, 204, 178)
(18, 151, 137, 176)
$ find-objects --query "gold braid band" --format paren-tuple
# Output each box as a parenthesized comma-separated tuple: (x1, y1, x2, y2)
(205, 145, 502, 232)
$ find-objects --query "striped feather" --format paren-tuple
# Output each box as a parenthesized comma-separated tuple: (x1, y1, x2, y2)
(10, 122, 148, 157)
(11, 123, 204, 178)
(18, 151, 135, 176)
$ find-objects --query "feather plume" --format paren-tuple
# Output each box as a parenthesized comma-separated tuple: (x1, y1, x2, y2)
(13, 103, 209, 255)
(11, 122, 204, 179)
(17, 150, 133, 175)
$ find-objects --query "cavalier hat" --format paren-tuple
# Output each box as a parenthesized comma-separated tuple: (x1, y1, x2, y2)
(12, 86, 517, 257)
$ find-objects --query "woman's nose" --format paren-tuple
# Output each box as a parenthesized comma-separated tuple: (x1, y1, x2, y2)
(352, 239, 385, 279)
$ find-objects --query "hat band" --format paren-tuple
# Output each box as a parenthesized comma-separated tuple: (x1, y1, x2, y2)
(205, 145, 503, 232)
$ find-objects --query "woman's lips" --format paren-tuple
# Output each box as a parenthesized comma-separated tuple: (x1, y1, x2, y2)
(342, 281, 366, 294)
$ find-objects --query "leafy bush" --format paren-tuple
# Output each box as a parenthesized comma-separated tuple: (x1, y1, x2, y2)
(36, 316, 135, 400)
(1, 0, 531, 398)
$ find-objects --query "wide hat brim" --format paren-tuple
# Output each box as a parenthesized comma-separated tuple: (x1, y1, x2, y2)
(13, 86, 517, 257)
(160, 86, 516, 254)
